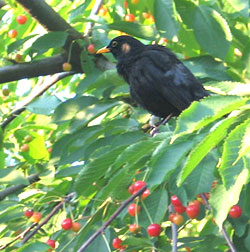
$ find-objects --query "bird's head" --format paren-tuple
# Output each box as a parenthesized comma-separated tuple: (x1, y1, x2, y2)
(96, 36, 144, 60)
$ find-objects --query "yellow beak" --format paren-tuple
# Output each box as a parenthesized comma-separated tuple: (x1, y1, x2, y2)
(96, 47, 110, 54)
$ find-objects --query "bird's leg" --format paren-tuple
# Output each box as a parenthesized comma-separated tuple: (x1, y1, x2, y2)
(150, 113, 173, 137)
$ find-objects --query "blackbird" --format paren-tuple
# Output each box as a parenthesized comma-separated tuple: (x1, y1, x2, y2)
(96, 36, 209, 118)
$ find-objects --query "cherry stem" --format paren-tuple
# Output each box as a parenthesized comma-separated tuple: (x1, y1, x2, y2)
(101, 232, 112, 252)
(169, 204, 178, 252)
(200, 193, 237, 252)
(77, 185, 147, 252)
(22, 193, 75, 244)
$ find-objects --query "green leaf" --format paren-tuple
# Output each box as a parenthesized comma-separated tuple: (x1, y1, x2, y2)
(193, 5, 232, 59)
(0, 168, 28, 185)
(205, 81, 250, 96)
(174, 95, 247, 139)
(108, 22, 155, 40)
(154, 0, 179, 39)
(123, 237, 153, 247)
(184, 153, 217, 199)
(7, 34, 38, 54)
(220, 118, 250, 189)
(26, 95, 61, 115)
(52, 96, 99, 123)
(178, 117, 236, 185)
(210, 169, 249, 229)
(30, 31, 68, 55)
(184, 56, 230, 81)
(28, 132, 49, 160)
(16, 241, 50, 252)
(220, 0, 249, 19)
(139, 186, 169, 226)
(74, 146, 127, 196)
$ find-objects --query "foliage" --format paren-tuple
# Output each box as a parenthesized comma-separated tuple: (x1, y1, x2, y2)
(0, 0, 250, 251)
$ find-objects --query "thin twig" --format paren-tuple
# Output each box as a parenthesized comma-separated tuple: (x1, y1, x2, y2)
(84, 0, 104, 36)
(0, 223, 36, 250)
(200, 193, 237, 252)
(1, 72, 71, 130)
(22, 193, 75, 244)
(77, 185, 147, 252)
(169, 204, 178, 252)
(0, 173, 40, 201)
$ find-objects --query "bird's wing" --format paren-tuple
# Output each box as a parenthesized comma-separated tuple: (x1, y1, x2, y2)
(130, 48, 207, 111)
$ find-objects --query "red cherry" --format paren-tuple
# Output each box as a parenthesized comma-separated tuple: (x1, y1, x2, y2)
(112, 237, 125, 249)
(129, 224, 140, 233)
(30, 212, 42, 223)
(147, 223, 161, 237)
(71, 222, 81, 232)
(24, 209, 33, 218)
(128, 184, 135, 195)
(229, 205, 242, 218)
(8, 29, 18, 38)
(124, 14, 135, 22)
(142, 12, 150, 19)
(16, 15, 27, 24)
(185, 247, 192, 252)
(189, 200, 200, 209)
(168, 213, 176, 222)
(128, 203, 141, 216)
(171, 195, 183, 207)
(174, 205, 186, 214)
(48, 147, 53, 153)
(61, 218, 73, 230)
(131, 0, 139, 4)
(87, 44, 96, 54)
(172, 214, 184, 225)
(186, 204, 200, 219)
(46, 239, 56, 248)
(141, 188, 150, 200)
(133, 180, 146, 193)
(21, 143, 29, 152)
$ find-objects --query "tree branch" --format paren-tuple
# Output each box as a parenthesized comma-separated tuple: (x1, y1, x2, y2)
(0, 55, 69, 84)
(15, 0, 82, 38)
(200, 193, 237, 252)
(0, 173, 40, 201)
(0, 0, 6, 8)
(1, 72, 72, 130)
(22, 193, 75, 244)
(77, 185, 147, 252)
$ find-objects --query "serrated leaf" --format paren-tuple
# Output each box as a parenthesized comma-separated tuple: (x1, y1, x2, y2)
(74, 146, 127, 196)
(147, 132, 207, 188)
(184, 153, 217, 199)
(193, 5, 232, 59)
(173, 95, 247, 139)
(26, 95, 61, 115)
(220, 119, 250, 188)
(178, 117, 236, 185)
(154, 0, 179, 39)
(205, 81, 250, 96)
(139, 186, 168, 225)
(52, 96, 99, 123)
(210, 169, 249, 229)
(30, 32, 68, 55)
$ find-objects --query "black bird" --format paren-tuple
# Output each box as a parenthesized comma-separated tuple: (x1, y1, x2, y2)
(96, 36, 209, 118)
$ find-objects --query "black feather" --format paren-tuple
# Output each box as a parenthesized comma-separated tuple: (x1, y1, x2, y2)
(104, 36, 209, 118)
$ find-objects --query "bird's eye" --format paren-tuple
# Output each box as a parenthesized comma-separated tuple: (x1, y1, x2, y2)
(112, 41, 118, 47)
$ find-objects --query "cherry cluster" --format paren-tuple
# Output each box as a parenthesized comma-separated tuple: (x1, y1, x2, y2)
(24, 210, 81, 250)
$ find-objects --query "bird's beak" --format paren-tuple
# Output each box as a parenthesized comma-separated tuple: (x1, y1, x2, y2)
(96, 47, 110, 54)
